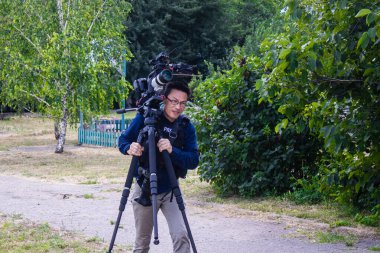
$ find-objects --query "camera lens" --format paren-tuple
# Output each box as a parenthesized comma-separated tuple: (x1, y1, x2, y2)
(156, 69, 172, 85)
(151, 69, 173, 92)
(161, 69, 172, 80)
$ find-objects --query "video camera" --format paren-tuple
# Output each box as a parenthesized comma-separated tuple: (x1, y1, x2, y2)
(131, 52, 195, 111)
(118, 52, 195, 116)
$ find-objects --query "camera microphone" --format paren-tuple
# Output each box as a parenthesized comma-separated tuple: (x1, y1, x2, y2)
(116, 108, 137, 114)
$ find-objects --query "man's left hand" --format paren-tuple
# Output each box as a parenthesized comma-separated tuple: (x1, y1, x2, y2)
(157, 138, 172, 154)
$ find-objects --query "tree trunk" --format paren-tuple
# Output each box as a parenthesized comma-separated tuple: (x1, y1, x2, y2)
(55, 85, 69, 153)
(55, 107, 68, 153)
(54, 121, 60, 140)
(55, 0, 67, 153)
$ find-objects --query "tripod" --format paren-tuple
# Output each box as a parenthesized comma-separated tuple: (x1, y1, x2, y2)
(107, 110, 197, 253)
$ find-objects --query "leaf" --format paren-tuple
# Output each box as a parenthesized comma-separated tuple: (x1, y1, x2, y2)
(364, 68, 374, 77)
(368, 28, 376, 41)
(334, 139, 342, 153)
(288, 51, 298, 71)
(274, 118, 288, 134)
(355, 182, 361, 193)
(282, 118, 289, 128)
(308, 57, 316, 70)
(357, 32, 369, 49)
(325, 135, 335, 149)
(274, 123, 280, 134)
(320, 125, 334, 139)
(255, 79, 263, 90)
(366, 13, 375, 26)
(355, 9, 372, 18)
(279, 48, 291, 60)
(276, 61, 290, 72)
(364, 133, 370, 142)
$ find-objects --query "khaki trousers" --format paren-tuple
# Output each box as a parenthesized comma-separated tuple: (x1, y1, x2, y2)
(131, 182, 190, 253)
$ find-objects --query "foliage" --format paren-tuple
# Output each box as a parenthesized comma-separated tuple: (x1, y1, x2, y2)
(228, 0, 284, 55)
(189, 50, 322, 196)
(256, 0, 380, 209)
(124, 0, 280, 82)
(191, 0, 380, 213)
(0, 0, 132, 152)
(124, 0, 226, 81)
(285, 177, 325, 205)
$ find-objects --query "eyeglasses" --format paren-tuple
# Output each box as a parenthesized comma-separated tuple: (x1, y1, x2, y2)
(166, 96, 187, 108)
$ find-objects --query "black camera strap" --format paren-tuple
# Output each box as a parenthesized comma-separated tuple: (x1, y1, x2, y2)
(168, 119, 179, 145)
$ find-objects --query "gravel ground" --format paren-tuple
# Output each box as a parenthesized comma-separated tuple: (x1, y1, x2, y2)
(0, 175, 379, 253)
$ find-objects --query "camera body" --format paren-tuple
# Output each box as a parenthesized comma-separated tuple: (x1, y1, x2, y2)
(131, 52, 194, 110)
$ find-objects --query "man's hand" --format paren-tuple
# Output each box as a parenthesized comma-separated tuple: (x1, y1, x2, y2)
(127, 142, 144, 156)
(157, 138, 172, 154)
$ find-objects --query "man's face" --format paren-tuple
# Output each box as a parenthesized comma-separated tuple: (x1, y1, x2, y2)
(163, 89, 188, 122)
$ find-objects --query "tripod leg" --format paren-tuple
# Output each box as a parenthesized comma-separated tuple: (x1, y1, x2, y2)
(162, 151, 198, 253)
(148, 127, 160, 245)
(107, 156, 138, 253)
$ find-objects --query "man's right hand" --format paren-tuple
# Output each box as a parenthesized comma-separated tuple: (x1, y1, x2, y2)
(127, 142, 144, 156)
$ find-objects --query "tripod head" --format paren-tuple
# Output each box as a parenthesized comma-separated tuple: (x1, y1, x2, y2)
(138, 95, 164, 123)
(117, 94, 164, 118)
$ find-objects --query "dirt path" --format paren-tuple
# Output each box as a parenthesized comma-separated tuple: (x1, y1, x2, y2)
(0, 175, 379, 253)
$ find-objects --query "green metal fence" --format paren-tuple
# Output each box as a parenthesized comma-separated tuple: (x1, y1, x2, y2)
(78, 112, 131, 147)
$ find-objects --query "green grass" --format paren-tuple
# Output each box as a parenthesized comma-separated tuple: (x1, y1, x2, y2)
(316, 231, 357, 246)
(80, 180, 98, 185)
(0, 213, 127, 253)
(369, 245, 380, 251)
(180, 170, 380, 233)
(83, 193, 94, 199)
(331, 220, 352, 227)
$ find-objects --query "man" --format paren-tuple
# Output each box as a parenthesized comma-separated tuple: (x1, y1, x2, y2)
(118, 81, 199, 253)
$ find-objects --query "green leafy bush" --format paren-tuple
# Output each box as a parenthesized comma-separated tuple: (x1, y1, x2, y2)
(189, 53, 321, 196)
(190, 0, 380, 215)
(255, 0, 380, 210)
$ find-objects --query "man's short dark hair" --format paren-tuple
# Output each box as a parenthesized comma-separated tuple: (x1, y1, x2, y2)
(163, 81, 191, 98)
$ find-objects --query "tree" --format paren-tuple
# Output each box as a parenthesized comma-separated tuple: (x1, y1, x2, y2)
(256, 0, 380, 209)
(235, 0, 284, 55)
(124, 0, 237, 82)
(0, 0, 132, 153)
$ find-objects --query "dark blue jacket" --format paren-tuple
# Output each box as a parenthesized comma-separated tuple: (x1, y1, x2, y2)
(118, 112, 199, 194)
